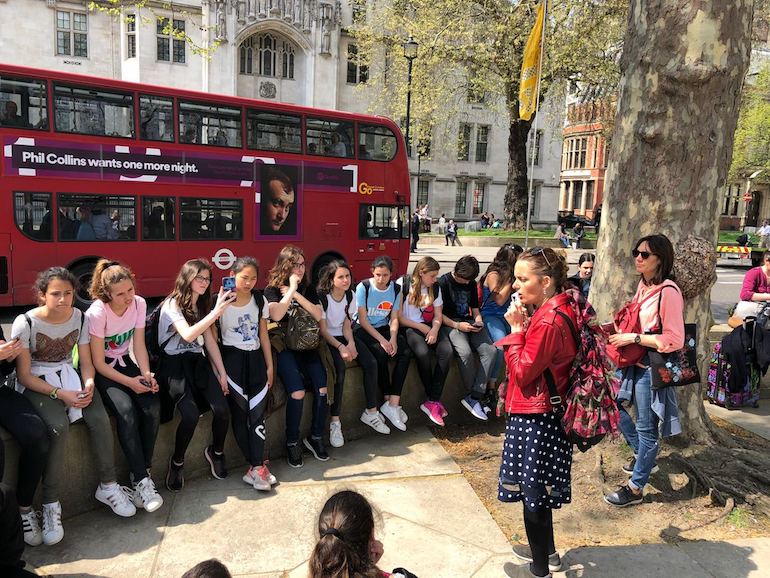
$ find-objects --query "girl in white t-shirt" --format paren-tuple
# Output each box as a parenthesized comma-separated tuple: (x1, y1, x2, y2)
(159, 259, 235, 492)
(12, 267, 131, 547)
(86, 259, 163, 513)
(217, 256, 276, 491)
(398, 256, 453, 426)
(317, 260, 385, 447)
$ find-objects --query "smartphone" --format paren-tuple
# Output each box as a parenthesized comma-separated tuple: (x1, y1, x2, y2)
(472, 321, 484, 328)
(139, 378, 150, 387)
(222, 276, 236, 291)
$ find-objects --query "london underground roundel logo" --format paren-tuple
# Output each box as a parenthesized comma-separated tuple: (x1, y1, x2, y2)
(212, 248, 236, 270)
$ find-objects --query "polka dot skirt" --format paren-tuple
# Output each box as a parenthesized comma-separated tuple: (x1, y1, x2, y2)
(498, 412, 573, 511)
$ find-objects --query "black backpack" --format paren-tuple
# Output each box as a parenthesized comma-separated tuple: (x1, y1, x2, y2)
(144, 301, 169, 372)
(361, 278, 402, 322)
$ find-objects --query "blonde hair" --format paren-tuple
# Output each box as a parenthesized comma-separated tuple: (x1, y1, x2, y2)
(89, 259, 135, 302)
(408, 256, 440, 307)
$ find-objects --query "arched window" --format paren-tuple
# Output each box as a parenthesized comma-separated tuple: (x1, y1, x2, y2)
(239, 34, 295, 80)
(259, 34, 276, 77)
(240, 42, 253, 74)
(282, 42, 294, 79)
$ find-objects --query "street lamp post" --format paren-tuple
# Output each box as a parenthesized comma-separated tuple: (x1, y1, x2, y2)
(403, 36, 418, 161)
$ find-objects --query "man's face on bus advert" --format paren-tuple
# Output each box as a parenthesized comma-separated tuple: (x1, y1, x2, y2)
(265, 177, 295, 232)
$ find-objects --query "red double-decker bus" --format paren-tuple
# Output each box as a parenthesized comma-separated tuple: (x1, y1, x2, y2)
(0, 64, 410, 307)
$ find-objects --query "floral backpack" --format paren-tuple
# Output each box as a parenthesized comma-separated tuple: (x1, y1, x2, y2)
(542, 288, 622, 452)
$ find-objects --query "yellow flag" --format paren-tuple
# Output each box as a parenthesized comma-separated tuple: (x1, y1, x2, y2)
(519, 1, 546, 121)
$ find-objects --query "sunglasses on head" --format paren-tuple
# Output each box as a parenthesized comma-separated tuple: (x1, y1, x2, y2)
(530, 246, 552, 268)
(632, 249, 653, 260)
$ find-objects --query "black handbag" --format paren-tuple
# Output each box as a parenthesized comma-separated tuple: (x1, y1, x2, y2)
(649, 322, 700, 389)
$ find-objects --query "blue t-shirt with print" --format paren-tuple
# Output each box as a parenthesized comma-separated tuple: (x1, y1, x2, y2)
(354, 280, 402, 328)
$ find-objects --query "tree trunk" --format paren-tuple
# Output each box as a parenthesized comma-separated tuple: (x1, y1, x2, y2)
(505, 114, 533, 230)
(590, 0, 753, 444)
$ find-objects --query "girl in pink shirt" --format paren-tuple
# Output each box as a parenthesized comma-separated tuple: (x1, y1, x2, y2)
(605, 234, 685, 509)
(86, 259, 163, 514)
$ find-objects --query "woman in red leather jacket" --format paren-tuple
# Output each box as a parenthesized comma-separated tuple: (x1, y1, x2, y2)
(496, 247, 577, 578)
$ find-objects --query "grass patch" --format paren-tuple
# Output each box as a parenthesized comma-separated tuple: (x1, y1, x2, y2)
(727, 507, 752, 528)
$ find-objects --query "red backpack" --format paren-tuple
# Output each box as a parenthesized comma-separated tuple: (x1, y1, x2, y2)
(605, 287, 665, 368)
(543, 289, 622, 452)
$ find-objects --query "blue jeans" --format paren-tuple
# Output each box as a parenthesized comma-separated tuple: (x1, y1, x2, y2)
(483, 314, 510, 382)
(277, 349, 327, 443)
(559, 237, 570, 248)
(617, 366, 659, 490)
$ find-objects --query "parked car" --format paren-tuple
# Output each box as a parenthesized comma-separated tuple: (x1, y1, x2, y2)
(557, 210, 592, 229)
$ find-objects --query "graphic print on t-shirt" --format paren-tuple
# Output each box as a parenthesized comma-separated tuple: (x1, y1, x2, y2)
(104, 328, 135, 351)
(234, 313, 259, 343)
(33, 330, 79, 362)
(373, 301, 393, 317)
(453, 287, 471, 319)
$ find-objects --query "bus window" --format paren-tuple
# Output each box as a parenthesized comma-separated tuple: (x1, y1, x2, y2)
(306, 117, 354, 158)
(140, 95, 174, 142)
(57, 193, 137, 241)
(0, 75, 48, 130)
(358, 124, 397, 161)
(142, 197, 176, 240)
(180, 198, 242, 240)
(178, 101, 242, 147)
(53, 84, 134, 138)
(246, 109, 301, 154)
(13, 192, 52, 241)
(359, 204, 410, 240)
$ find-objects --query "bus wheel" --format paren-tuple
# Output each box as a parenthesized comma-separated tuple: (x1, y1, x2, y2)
(312, 252, 343, 286)
(70, 261, 97, 311)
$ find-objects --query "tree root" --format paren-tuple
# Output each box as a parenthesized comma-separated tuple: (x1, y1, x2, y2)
(590, 451, 606, 493)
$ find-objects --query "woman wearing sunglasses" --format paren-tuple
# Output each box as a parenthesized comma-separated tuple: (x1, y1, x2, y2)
(497, 247, 577, 578)
(604, 234, 684, 508)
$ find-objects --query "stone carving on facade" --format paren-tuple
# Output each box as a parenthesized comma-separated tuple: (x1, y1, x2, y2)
(259, 81, 277, 98)
(230, 0, 336, 44)
(269, 0, 280, 17)
(234, 0, 246, 23)
(215, 0, 227, 41)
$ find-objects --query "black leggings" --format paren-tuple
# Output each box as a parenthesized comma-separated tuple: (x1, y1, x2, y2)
(166, 353, 230, 463)
(354, 325, 411, 397)
(221, 346, 268, 468)
(402, 327, 453, 402)
(523, 506, 556, 577)
(327, 335, 380, 415)
(0, 387, 49, 508)
(95, 357, 161, 483)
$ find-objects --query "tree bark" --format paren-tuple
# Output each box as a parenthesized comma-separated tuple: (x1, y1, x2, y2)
(505, 115, 533, 230)
(590, 0, 754, 443)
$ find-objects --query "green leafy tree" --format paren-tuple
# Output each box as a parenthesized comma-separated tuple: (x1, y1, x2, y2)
(730, 64, 770, 180)
(351, 0, 627, 228)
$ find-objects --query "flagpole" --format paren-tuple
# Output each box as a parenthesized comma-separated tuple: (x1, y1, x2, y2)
(524, 0, 547, 250)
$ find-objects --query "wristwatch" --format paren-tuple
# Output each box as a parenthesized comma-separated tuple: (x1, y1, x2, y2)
(49, 388, 59, 400)
(634, 334, 642, 345)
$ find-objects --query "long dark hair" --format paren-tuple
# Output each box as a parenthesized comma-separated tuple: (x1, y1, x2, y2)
(317, 260, 351, 296)
(636, 234, 675, 285)
(483, 244, 522, 291)
(308, 491, 382, 578)
(168, 259, 213, 323)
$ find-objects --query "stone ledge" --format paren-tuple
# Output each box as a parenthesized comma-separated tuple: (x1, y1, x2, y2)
(0, 359, 479, 517)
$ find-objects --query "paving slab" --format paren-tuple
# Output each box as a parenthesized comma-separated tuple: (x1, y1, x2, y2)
(556, 543, 704, 578)
(704, 401, 770, 441)
(677, 538, 770, 578)
(22, 427, 505, 578)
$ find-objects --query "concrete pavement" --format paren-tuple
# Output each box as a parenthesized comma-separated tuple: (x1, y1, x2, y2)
(21, 425, 770, 578)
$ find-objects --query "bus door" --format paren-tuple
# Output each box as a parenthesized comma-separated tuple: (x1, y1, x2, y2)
(0, 233, 11, 307)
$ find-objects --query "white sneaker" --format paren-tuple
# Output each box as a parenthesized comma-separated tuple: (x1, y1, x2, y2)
(243, 466, 272, 491)
(400, 407, 409, 423)
(380, 402, 407, 431)
(360, 410, 391, 434)
(329, 420, 345, 448)
(132, 477, 164, 513)
(20, 510, 42, 546)
(95, 483, 137, 518)
(41, 501, 64, 546)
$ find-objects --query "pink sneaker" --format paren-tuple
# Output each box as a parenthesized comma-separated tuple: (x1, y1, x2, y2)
(437, 401, 449, 418)
(420, 401, 445, 426)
